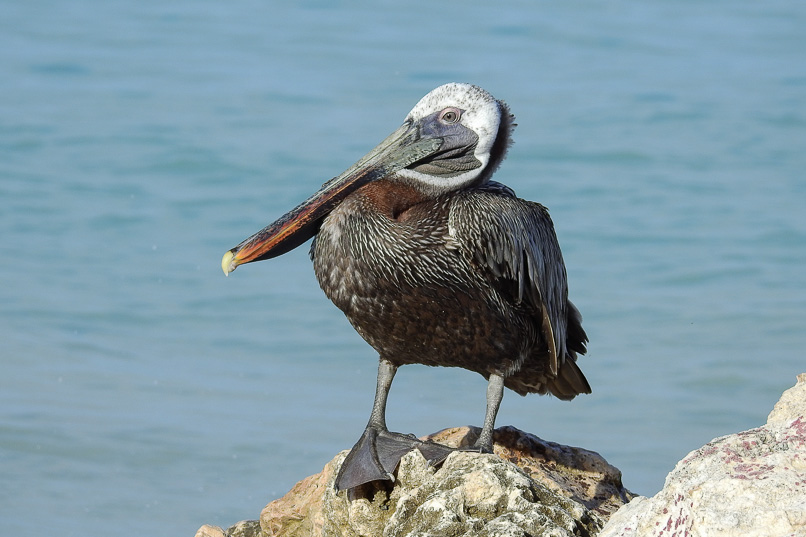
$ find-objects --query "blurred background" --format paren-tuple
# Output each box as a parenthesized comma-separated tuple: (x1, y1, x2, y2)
(1, 1, 804, 535)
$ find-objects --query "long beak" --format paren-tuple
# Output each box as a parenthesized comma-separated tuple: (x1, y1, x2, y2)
(222, 121, 442, 275)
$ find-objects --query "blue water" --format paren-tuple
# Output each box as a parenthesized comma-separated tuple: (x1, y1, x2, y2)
(2, 2, 805, 535)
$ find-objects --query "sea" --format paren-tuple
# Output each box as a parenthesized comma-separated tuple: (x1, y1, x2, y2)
(1, 2, 804, 535)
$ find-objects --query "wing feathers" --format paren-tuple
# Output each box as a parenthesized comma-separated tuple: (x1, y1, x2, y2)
(449, 182, 569, 375)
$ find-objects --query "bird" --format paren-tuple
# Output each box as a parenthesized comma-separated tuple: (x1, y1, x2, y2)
(221, 83, 590, 492)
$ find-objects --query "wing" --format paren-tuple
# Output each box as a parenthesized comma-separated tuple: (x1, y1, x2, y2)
(448, 182, 569, 377)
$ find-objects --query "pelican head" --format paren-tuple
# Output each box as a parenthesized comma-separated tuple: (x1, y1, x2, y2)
(222, 83, 515, 274)
(396, 83, 514, 196)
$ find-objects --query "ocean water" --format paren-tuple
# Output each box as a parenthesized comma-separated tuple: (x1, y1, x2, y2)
(2, 2, 805, 535)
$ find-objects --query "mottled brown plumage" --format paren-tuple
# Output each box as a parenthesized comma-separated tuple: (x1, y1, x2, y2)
(312, 179, 588, 398)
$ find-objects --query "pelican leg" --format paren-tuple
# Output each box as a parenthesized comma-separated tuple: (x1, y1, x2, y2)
(368, 357, 396, 431)
(473, 373, 505, 452)
(335, 358, 454, 491)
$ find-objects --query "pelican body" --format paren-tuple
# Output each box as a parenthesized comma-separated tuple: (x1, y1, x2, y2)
(222, 83, 590, 491)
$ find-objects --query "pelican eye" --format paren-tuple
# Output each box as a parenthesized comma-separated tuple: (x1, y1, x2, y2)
(439, 107, 462, 124)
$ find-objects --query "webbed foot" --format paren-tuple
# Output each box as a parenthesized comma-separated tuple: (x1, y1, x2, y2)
(334, 427, 455, 491)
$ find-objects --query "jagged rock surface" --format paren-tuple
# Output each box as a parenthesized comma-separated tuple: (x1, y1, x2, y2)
(600, 373, 806, 537)
(195, 377, 806, 537)
(198, 426, 633, 537)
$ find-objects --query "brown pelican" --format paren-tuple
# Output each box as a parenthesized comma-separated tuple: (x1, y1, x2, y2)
(221, 83, 590, 491)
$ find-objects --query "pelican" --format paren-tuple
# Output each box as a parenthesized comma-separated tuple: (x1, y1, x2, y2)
(222, 83, 590, 491)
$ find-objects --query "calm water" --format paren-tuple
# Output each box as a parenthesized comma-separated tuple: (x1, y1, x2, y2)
(2, 2, 805, 535)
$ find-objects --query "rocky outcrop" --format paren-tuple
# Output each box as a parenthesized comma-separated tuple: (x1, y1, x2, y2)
(197, 426, 633, 537)
(196, 376, 806, 537)
(600, 373, 806, 537)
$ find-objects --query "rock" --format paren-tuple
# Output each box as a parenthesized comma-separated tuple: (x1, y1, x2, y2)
(319, 449, 603, 537)
(197, 425, 633, 537)
(417, 426, 634, 519)
(600, 373, 806, 537)
(261, 453, 335, 536)
(768, 373, 806, 425)
(195, 524, 226, 537)
(195, 520, 261, 537)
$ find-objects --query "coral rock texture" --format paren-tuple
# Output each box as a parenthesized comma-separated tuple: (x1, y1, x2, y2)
(600, 373, 806, 537)
(198, 426, 633, 537)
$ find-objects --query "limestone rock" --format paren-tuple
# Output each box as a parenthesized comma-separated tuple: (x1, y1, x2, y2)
(195, 524, 226, 537)
(196, 520, 261, 537)
(768, 373, 806, 426)
(261, 456, 333, 536)
(600, 373, 806, 537)
(241, 425, 632, 536)
(321, 449, 601, 536)
(423, 426, 634, 519)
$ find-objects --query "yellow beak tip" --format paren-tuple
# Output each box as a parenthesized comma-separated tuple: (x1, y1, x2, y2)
(221, 250, 236, 276)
